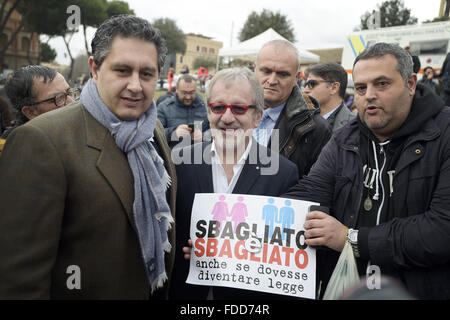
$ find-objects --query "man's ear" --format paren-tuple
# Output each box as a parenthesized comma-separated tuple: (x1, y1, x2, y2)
(331, 82, 341, 95)
(88, 56, 99, 82)
(21, 106, 39, 120)
(407, 73, 418, 96)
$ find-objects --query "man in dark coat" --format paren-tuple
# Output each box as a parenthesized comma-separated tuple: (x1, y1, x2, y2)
(285, 43, 450, 300)
(0, 15, 176, 299)
(169, 67, 298, 300)
(253, 39, 331, 177)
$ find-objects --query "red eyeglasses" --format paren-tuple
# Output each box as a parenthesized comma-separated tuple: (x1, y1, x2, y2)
(208, 103, 256, 115)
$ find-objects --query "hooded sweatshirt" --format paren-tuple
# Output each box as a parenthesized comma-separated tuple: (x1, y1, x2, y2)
(355, 84, 445, 273)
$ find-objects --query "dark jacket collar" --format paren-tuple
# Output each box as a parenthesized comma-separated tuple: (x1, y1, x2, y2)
(282, 85, 318, 120)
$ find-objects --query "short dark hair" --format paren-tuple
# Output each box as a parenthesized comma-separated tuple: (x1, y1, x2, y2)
(91, 14, 167, 71)
(353, 42, 413, 83)
(307, 62, 348, 98)
(5, 65, 57, 124)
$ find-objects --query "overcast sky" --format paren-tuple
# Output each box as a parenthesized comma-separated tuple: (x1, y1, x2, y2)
(47, 0, 443, 65)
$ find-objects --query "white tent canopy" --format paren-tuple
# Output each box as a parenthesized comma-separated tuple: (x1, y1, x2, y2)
(217, 28, 320, 69)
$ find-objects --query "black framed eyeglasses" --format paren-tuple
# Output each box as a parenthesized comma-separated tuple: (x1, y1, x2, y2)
(208, 103, 256, 115)
(304, 79, 335, 89)
(32, 88, 81, 107)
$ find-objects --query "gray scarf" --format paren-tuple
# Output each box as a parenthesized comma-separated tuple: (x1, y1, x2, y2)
(81, 79, 173, 292)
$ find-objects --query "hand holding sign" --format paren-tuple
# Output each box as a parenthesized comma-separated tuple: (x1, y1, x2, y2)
(183, 239, 193, 260)
(304, 210, 348, 252)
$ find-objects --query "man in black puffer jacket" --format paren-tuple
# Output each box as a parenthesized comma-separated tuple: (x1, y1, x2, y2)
(285, 43, 450, 300)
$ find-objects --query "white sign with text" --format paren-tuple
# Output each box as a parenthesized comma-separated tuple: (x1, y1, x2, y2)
(187, 193, 318, 299)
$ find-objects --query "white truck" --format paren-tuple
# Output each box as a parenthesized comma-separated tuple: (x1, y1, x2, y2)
(342, 21, 450, 88)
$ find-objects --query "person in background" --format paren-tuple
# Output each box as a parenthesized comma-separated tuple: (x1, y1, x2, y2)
(1, 65, 76, 140)
(304, 62, 356, 132)
(0, 96, 13, 136)
(0, 96, 14, 155)
(438, 52, 450, 105)
(168, 67, 174, 90)
(418, 66, 439, 95)
(253, 39, 331, 177)
(158, 74, 208, 147)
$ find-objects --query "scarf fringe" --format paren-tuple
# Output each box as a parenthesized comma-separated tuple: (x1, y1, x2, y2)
(155, 212, 174, 231)
(151, 148, 172, 192)
(150, 271, 168, 293)
(163, 239, 172, 253)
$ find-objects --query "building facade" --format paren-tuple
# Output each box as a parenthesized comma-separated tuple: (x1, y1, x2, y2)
(174, 33, 223, 75)
(0, 1, 39, 73)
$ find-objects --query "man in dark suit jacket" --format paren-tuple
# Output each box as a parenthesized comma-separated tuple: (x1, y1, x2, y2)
(0, 15, 176, 299)
(169, 67, 298, 300)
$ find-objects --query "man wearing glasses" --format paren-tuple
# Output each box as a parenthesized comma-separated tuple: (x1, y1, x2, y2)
(254, 40, 331, 177)
(304, 62, 355, 132)
(170, 67, 298, 300)
(158, 74, 208, 147)
(0, 65, 77, 140)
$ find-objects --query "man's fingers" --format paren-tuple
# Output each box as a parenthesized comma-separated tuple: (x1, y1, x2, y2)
(306, 210, 328, 220)
(304, 227, 325, 239)
(303, 218, 324, 230)
(305, 237, 326, 247)
(183, 245, 192, 260)
(182, 246, 191, 253)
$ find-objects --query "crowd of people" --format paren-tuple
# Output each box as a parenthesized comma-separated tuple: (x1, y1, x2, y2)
(0, 14, 450, 301)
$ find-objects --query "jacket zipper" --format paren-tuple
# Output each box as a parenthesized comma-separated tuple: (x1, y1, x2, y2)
(376, 144, 387, 225)
(341, 144, 363, 227)
(280, 114, 313, 155)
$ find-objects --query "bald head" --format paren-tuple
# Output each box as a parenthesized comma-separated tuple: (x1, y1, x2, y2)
(257, 39, 300, 73)
(255, 39, 300, 108)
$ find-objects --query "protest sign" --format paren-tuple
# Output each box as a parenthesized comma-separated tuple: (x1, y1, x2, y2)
(186, 193, 318, 299)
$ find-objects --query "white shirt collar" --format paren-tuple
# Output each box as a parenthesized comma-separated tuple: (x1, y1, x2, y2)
(210, 138, 253, 165)
(322, 102, 343, 120)
(210, 139, 253, 193)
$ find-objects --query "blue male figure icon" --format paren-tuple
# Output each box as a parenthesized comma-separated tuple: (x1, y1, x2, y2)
(277, 199, 295, 240)
(262, 198, 278, 238)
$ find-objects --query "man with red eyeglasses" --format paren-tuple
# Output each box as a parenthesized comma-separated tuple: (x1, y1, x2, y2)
(170, 67, 299, 300)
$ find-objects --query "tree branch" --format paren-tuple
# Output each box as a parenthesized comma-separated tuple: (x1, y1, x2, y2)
(0, 0, 21, 37)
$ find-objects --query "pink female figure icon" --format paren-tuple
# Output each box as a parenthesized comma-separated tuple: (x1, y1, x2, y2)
(230, 196, 248, 232)
(211, 195, 229, 231)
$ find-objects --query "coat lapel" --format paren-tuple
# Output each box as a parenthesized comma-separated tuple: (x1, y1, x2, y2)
(82, 107, 135, 224)
(154, 120, 177, 216)
(232, 140, 261, 194)
(198, 143, 214, 193)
